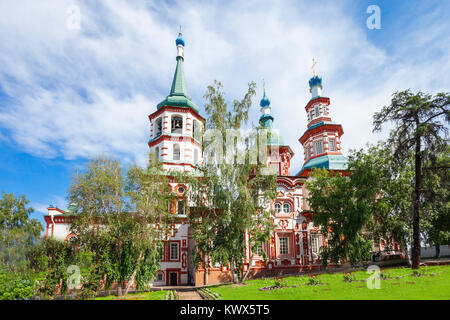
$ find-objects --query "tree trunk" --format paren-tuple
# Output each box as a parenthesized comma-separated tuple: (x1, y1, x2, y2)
(230, 261, 238, 284)
(117, 282, 123, 296)
(122, 252, 144, 296)
(435, 243, 440, 259)
(411, 130, 422, 270)
(400, 240, 411, 267)
(241, 254, 254, 283)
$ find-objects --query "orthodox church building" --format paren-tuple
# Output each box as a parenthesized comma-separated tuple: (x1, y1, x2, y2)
(43, 32, 398, 287)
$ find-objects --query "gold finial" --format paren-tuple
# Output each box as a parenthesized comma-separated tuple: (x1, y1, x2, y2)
(179, 25, 182, 35)
(312, 58, 317, 76)
(263, 78, 266, 93)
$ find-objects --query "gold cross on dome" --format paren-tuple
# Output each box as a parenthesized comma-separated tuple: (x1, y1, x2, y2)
(312, 58, 317, 76)
(263, 78, 266, 92)
(179, 25, 182, 35)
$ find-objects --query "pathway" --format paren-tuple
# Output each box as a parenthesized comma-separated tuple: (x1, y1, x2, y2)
(176, 289, 203, 300)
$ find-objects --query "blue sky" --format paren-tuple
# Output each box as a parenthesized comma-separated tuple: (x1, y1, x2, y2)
(0, 0, 449, 228)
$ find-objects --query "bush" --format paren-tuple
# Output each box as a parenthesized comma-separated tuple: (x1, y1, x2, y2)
(343, 272, 355, 282)
(412, 269, 425, 277)
(307, 275, 321, 285)
(0, 269, 38, 300)
(274, 277, 288, 288)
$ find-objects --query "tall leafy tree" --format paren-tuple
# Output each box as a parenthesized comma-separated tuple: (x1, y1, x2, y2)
(188, 81, 278, 283)
(305, 149, 382, 267)
(359, 143, 415, 266)
(69, 156, 173, 297)
(373, 90, 449, 269)
(421, 145, 450, 258)
(0, 191, 42, 272)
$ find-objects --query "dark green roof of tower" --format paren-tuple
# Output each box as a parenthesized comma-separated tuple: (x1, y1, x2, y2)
(156, 50, 200, 112)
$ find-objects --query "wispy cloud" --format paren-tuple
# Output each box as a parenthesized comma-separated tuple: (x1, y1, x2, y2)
(0, 0, 449, 173)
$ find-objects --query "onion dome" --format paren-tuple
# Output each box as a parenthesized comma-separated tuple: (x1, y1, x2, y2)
(175, 32, 185, 46)
(260, 91, 270, 107)
(309, 75, 322, 89)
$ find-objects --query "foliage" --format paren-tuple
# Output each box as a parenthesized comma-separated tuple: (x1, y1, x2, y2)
(373, 90, 449, 269)
(356, 142, 415, 265)
(274, 277, 288, 288)
(343, 272, 355, 282)
(420, 145, 450, 256)
(31, 238, 76, 298)
(0, 191, 42, 272)
(188, 80, 278, 283)
(306, 162, 377, 266)
(0, 267, 38, 300)
(307, 275, 321, 286)
(68, 156, 172, 297)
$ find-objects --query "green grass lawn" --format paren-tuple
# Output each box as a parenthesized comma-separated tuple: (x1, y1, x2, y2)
(209, 265, 450, 300)
(95, 290, 167, 300)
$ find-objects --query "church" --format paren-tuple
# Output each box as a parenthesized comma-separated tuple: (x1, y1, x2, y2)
(43, 31, 398, 287)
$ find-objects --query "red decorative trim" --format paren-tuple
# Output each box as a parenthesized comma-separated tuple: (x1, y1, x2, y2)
(299, 123, 344, 144)
(304, 97, 330, 112)
(65, 233, 79, 242)
(149, 105, 205, 122)
(309, 117, 332, 126)
(165, 268, 181, 286)
(148, 135, 201, 148)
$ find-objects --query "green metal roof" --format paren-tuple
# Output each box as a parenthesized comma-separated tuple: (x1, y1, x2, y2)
(296, 154, 348, 176)
(157, 56, 200, 113)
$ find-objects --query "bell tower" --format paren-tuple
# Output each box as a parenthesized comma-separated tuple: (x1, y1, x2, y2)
(148, 30, 204, 172)
(296, 60, 347, 177)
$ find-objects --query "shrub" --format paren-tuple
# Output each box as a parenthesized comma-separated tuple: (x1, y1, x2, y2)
(274, 277, 288, 288)
(412, 269, 425, 277)
(0, 269, 38, 300)
(343, 272, 355, 282)
(307, 275, 321, 285)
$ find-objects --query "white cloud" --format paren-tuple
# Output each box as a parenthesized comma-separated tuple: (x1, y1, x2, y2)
(0, 0, 449, 174)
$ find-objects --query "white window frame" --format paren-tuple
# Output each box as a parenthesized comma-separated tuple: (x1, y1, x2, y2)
(177, 199, 185, 215)
(170, 242, 179, 261)
(329, 139, 335, 152)
(279, 237, 289, 255)
(311, 235, 321, 254)
(274, 203, 281, 213)
(315, 105, 320, 117)
(283, 203, 290, 213)
(315, 141, 323, 154)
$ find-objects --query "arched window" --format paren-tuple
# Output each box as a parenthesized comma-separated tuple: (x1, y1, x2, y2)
(173, 144, 180, 160)
(309, 110, 313, 121)
(315, 105, 320, 117)
(155, 118, 162, 137)
(171, 115, 183, 134)
(155, 147, 160, 160)
(274, 203, 281, 213)
(283, 203, 291, 213)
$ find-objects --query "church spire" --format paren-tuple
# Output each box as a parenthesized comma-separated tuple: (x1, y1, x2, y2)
(170, 29, 188, 97)
(259, 80, 274, 129)
(309, 58, 323, 99)
(157, 29, 200, 112)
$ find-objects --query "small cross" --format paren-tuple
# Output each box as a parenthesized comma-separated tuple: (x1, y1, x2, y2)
(179, 25, 182, 35)
(312, 58, 317, 76)
(263, 78, 266, 92)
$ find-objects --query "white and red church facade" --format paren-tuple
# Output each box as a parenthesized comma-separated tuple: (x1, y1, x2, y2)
(43, 32, 401, 287)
